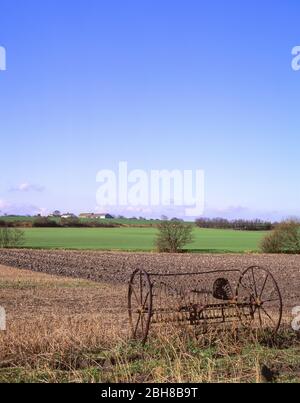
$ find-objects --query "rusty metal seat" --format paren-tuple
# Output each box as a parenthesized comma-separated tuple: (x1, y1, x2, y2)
(213, 278, 233, 301)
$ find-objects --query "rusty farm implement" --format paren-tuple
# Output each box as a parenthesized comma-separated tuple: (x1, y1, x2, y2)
(128, 266, 283, 344)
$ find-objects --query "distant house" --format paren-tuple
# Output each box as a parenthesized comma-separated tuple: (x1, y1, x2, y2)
(61, 213, 77, 219)
(79, 213, 113, 219)
(52, 210, 61, 217)
(49, 210, 61, 218)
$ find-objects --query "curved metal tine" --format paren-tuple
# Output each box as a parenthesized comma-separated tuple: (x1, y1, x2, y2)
(258, 307, 263, 327)
(164, 281, 168, 306)
(180, 285, 188, 308)
(178, 285, 183, 301)
(158, 277, 162, 310)
(157, 280, 164, 309)
(240, 270, 254, 295)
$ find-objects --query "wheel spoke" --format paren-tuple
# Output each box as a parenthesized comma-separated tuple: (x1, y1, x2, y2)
(140, 272, 143, 304)
(262, 298, 280, 304)
(251, 268, 258, 298)
(142, 291, 150, 309)
(261, 307, 275, 325)
(259, 274, 269, 299)
(237, 267, 282, 334)
(134, 314, 141, 336)
(262, 290, 277, 303)
(131, 287, 140, 305)
(240, 279, 253, 295)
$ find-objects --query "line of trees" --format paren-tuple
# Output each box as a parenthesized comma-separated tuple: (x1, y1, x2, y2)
(32, 217, 119, 228)
(195, 218, 274, 231)
(0, 217, 119, 228)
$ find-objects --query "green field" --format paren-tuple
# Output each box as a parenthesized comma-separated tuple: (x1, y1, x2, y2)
(20, 227, 267, 252)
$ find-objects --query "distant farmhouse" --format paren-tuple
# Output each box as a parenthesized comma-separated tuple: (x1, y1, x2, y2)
(79, 213, 113, 220)
(61, 213, 77, 219)
(49, 210, 62, 218)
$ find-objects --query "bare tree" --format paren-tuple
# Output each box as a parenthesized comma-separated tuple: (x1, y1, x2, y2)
(155, 221, 194, 253)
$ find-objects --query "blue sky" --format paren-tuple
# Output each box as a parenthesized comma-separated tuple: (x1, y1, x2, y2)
(0, 0, 300, 220)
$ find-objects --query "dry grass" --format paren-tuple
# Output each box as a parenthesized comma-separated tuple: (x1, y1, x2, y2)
(0, 265, 127, 381)
(0, 265, 299, 383)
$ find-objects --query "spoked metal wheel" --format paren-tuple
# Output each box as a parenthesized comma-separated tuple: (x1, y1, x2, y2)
(236, 266, 283, 333)
(128, 269, 153, 344)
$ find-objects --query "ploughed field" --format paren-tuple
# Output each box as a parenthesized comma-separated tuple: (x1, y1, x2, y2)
(0, 249, 299, 311)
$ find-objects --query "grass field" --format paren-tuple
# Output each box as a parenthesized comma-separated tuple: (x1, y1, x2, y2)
(19, 227, 268, 252)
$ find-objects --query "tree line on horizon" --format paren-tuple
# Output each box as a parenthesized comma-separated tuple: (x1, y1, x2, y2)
(0, 214, 295, 232)
(195, 217, 275, 231)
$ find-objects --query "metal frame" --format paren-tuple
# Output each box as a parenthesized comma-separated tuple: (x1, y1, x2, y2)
(128, 266, 283, 344)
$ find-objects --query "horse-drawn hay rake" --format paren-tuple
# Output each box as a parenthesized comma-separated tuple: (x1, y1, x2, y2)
(128, 266, 283, 344)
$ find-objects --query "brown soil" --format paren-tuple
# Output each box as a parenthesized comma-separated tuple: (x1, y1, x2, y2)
(0, 249, 299, 312)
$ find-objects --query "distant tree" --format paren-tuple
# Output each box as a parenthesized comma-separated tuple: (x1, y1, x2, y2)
(33, 217, 60, 227)
(155, 221, 194, 253)
(61, 217, 81, 227)
(170, 217, 184, 222)
(0, 227, 25, 248)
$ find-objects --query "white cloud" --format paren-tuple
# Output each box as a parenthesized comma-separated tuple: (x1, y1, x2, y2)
(10, 182, 45, 193)
(0, 199, 11, 210)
